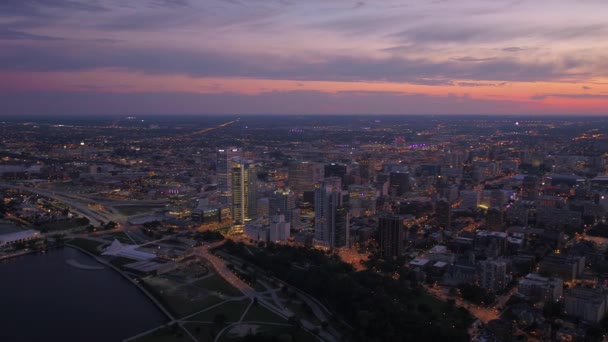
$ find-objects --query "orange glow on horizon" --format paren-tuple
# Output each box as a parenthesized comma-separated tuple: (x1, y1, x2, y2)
(2, 69, 607, 113)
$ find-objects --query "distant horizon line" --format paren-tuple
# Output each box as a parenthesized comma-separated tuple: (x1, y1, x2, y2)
(2, 113, 608, 118)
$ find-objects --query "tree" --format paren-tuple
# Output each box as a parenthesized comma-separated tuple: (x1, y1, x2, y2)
(213, 312, 227, 328)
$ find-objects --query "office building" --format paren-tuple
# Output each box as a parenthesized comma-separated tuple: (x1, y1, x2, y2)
(288, 161, 321, 197)
(378, 214, 406, 259)
(565, 286, 608, 323)
(217, 147, 240, 206)
(269, 214, 290, 242)
(231, 159, 257, 226)
(269, 187, 299, 229)
(314, 177, 349, 248)
(479, 258, 507, 292)
(518, 273, 563, 302)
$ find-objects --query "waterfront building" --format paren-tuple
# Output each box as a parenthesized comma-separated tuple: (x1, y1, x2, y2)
(0, 229, 41, 248)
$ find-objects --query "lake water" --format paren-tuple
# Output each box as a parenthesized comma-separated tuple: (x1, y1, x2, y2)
(0, 247, 167, 342)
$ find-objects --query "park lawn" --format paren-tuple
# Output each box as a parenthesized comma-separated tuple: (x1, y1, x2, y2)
(193, 274, 243, 297)
(255, 325, 318, 342)
(183, 323, 217, 342)
(218, 323, 316, 342)
(67, 238, 106, 255)
(162, 289, 224, 318)
(242, 303, 286, 324)
(188, 299, 251, 323)
(411, 292, 450, 313)
(130, 325, 190, 342)
(142, 277, 224, 318)
(109, 256, 137, 269)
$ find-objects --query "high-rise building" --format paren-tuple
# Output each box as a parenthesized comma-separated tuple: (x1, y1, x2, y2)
(231, 159, 257, 226)
(288, 161, 321, 197)
(324, 163, 349, 189)
(269, 214, 290, 242)
(521, 175, 539, 200)
(486, 207, 504, 231)
(314, 177, 349, 248)
(270, 187, 299, 229)
(435, 199, 451, 229)
(348, 185, 378, 217)
(460, 190, 480, 209)
(479, 258, 507, 293)
(518, 273, 563, 302)
(389, 171, 410, 197)
(564, 286, 608, 323)
(378, 214, 405, 259)
(217, 147, 241, 206)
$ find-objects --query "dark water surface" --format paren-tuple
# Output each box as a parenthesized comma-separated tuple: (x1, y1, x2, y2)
(0, 247, 166, 342)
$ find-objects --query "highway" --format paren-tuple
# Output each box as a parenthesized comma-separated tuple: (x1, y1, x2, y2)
(0, 184, 120, 227)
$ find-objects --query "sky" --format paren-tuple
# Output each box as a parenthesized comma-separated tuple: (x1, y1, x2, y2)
(1, 0, 608, 116)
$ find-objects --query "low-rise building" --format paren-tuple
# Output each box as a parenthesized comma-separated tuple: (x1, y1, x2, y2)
(0, 229, 41, 248)
(564, 286, 608, 323)
(539, 253, 585, 281)
(518, 273, 563, 302)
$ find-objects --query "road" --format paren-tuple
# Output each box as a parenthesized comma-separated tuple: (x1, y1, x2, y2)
(0, 184, 119, 226)
(194, 242, 257, 298)
(425, 285, 500, 323)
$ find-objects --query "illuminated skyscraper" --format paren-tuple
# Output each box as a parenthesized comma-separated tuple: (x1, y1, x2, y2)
(217, 147, 240, 206)
(314, 177, 349, 248)
(270, 187, 299, 229)
(231, 159, 257, 226)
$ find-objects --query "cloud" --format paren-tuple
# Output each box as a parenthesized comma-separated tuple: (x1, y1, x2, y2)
(451, 56, 497, 63)
(0, 89, 537, 116)
(457, 82, 507, 87)
(0, 28, 64, 41)
(0, 0, 107, 18)
(531, 93, 608, 100)
(544, 24, 608, 40)
(582, 86, 591, 90)
(502, 46, 525, 52)
(353, 1, 365, 9)
(0, 42, 597, 84)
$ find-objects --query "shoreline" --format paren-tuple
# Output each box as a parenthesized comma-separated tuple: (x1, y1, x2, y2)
(64, 243, 175, 323)
(65, 258, 105, 270)
(0, 248, 37, 261)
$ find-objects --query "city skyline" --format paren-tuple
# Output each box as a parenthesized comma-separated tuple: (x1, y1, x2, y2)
(2, 0, 608, 116)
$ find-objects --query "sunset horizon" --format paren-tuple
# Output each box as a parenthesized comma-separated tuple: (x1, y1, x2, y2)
(2, 0, 607, 116)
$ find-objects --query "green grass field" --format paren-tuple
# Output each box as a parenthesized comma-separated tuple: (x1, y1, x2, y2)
(242, 303, 286, 323)
(130, 325, 190, 342)
(183, 322, 217, 342)
(188, 299, 251, 323)
(193, 274, 243, 297)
